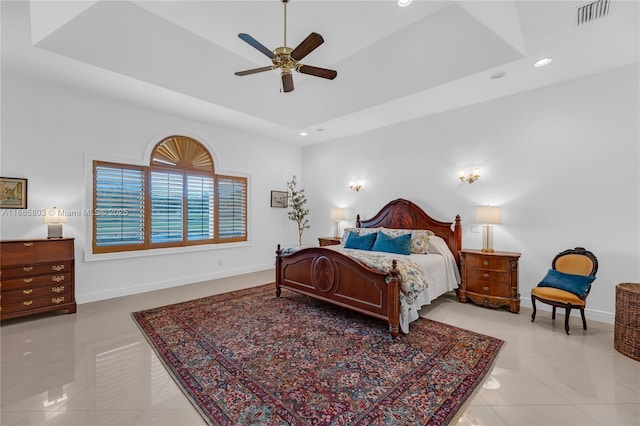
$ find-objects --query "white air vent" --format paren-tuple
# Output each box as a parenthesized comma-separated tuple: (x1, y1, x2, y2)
(578, 0, 611, 25)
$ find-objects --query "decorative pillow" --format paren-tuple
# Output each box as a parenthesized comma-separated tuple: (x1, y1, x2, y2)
(537, 269, 596, 298)
(381, 228, 434, 254)
(371, 231, 412, 255)
(344, 231, 377, 251)
(340, 227, 381, 244)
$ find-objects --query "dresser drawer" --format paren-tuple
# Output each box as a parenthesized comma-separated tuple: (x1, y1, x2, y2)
(1, 240, 74, 267)
(466, 279, 511, 298)
(1, 284, 71, 303)
(465, 255, 509, 271)
(2, 272, 72, 292)
(1, 261, 73, 279)
(1, 295, 71, 316)
(467, 267, 511, 284)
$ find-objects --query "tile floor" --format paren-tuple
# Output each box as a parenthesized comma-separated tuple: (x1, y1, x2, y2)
(1, 270, 639, 425)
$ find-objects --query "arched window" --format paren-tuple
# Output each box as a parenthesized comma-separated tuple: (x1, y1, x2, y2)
(93, 136, 247, 254)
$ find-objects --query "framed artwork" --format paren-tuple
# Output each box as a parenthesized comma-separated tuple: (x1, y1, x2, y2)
(0, 177, 28, 209)
(270, 190, 288, 208)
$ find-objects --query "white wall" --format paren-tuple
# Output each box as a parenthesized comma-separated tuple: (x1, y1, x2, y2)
(1, 72, 301, 303)
(301, 64, 640, 323)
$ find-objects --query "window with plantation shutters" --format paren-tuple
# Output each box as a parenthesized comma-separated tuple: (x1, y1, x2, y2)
(92, 135, 247, 254)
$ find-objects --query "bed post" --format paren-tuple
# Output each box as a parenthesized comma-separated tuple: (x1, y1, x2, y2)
(275, 244, 282, 298)
(356, 214, 361, 228)
(454, 215, 462, 266)
(388, 260, 400, 338)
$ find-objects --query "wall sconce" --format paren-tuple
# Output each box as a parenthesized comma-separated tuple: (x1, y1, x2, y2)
(474, 205, 502, 253)
(43, 207, 67, 239)
(348, 179, 364, 192)
(329, 208, 345, 238)
(458, 168, 480, 184)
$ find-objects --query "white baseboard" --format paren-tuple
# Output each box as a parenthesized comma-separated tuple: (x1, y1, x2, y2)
(520, 297, 614, 324)
(76, 263, 274, 304)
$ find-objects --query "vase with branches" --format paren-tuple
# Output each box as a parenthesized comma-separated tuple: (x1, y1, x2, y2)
(286, 175, 310, 245)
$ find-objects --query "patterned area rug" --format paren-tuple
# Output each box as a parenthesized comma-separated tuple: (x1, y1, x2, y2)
(132, 284, 503, 425)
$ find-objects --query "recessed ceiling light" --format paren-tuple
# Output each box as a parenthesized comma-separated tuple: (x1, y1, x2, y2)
(533, 57, 553, 67)
(490, 71, 507, 79)
(398, 0, 413, 7)
(299, 132, 308, 136)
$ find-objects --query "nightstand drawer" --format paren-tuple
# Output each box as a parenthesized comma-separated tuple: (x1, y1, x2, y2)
(466, 279, 511, 298)
(465, 255, 509, 271)
(467, 268, 511, 284)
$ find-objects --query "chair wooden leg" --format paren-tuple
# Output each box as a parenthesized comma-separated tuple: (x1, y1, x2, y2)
(580, 309, 587, 331)
(564, 306, 572, 335)
(531, 297, 537, 322)
(552, 306, 556, 320)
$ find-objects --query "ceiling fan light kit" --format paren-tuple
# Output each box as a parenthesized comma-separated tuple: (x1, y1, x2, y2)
(234, 0, 337, 93)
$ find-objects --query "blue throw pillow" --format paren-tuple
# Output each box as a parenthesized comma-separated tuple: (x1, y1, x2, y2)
(344, 231, 377, 251)
(537, 269, 596, 298)
(371, 231, 412, 255)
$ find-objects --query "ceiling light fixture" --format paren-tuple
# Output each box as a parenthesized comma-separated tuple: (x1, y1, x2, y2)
(299, 132, 307, 136)
(398, 0, 413, 7)
(533, 57, 553, 67)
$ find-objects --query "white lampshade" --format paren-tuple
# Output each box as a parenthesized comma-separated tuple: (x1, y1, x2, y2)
(474, 206, 501, 224)
(43, 207, 68, 224)
(330, 208, 345, 221)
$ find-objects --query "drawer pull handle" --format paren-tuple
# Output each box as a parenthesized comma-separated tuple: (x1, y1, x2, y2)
(23, 300, 33, 306)
(483, 286, 489, 291)
(52, 286, 65, 293)
(23, 289, 33, 295)
(23, 242, 34, 247)
(51, 275, 65, 283)
(483, 273, 490, 278)
(52, 297, 65, 304)
(23, 266, 33, 272)
(51, 265, 65, 272)
(23, 278, 33, 283)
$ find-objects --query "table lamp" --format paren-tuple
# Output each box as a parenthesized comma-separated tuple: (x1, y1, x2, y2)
(474, 205, 501, 253)
(43, 207, 67, 239)
(330, 208, 345, 238)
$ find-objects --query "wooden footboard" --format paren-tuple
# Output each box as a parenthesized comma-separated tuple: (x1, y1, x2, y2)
(275, 245, 401, 337)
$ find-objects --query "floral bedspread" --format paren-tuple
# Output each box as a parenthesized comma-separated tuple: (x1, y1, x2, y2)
(281, 245, 429, 316)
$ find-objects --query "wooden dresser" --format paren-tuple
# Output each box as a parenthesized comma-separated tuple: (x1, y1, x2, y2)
(1, 238, 76, 320)
(458, 249, 521, 313)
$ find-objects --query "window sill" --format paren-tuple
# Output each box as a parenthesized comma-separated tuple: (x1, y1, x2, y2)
(84, 240, 250, 262)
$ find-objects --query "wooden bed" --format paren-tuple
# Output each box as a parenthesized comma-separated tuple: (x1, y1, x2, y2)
(275, 198, 462, 337)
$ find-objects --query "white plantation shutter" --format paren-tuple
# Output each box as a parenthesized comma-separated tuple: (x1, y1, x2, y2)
(187, 175, 214, 241)
(150, 171, 183, 244)
(92, 136, 247, 254)
(94, 164, 145, 251)
(217, 176, 247, 242)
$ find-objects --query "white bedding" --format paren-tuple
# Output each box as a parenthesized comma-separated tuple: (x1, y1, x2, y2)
(327, 235, 460, 333)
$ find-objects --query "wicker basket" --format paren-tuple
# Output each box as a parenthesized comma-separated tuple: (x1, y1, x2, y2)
(614, 283, 640, 361)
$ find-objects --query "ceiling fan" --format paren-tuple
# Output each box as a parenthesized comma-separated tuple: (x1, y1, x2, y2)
(234, 0, 337, 93)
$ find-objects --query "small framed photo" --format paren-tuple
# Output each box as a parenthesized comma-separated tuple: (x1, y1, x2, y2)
(0, 177, 28, 209)
(270, 190, 288, 208)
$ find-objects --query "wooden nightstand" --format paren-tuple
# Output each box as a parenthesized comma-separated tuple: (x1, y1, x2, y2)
(318, 237, 341, 247)
(458, 249, 521, 313)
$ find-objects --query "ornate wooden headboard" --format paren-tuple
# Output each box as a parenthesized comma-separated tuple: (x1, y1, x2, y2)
(356, 198, 462, 266)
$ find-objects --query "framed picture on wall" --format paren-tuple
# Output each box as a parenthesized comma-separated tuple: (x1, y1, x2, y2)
(270, 190, 288, 208)
(0, 177, 28, 209)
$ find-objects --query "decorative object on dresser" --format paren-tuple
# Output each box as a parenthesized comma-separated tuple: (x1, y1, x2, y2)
(474, 205, 502, 253)
(0, 177, 28, 209)
(42, 206, 68, 239)
(459, 249, 521, 313)
(329, 208, 345, 238)
(1, 238, 76, 320)
(318, 236, 341, 247)
(276, 198, 462, 337)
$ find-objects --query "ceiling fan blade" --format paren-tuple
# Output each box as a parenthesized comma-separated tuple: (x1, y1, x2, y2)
(234, 66, 275, 76)
(282, 72, 294, 93)
(298, 65, 337, 80)
(290, 32, 324, 61)
(238, 33, 277, 60)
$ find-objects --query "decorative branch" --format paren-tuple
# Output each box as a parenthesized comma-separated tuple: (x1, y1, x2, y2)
(286, 175, 310, 245)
